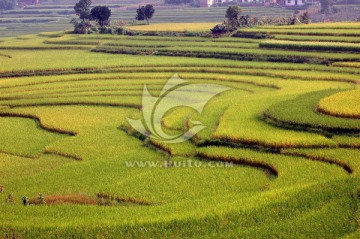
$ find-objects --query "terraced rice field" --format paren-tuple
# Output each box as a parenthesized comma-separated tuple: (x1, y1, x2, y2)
(0, 22, 360, 238)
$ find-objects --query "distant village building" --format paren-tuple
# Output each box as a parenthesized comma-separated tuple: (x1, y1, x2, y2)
(283, 0, 305, 6)
(200, 0, 222, 7)
(264, 0, 278, 6)
(200, 0, 305, 7)
(200, 0, 214, 7)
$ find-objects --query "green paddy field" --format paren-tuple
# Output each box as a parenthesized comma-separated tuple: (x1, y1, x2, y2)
(0, 22, 360, 238)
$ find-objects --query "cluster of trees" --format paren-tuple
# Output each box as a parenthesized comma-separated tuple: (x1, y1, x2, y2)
(135, 4, 154, 25)
(211, 6, 260, 33)
(71, 0, 112, 33)
(72, 0, 155, 34)
(225, 5, 243, 31)
(74, 0, 111, 26)
(211, 6, 311, 34)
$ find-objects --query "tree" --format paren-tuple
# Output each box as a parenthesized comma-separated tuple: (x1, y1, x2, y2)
(225, 5, 242, 31)
(135, 4, 155, 24)
(0, 0, 16, 12)
(143, 5, 155, 24)
(91, 6, 111, 27)
(135, 6, 145, 22)
(320, 0, 334, 14)
(74, 0, 92, 22)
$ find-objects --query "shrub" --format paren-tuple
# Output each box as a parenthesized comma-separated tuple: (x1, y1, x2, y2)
(125, 30, 138, 36)
(225, 5, 242, 31)
(38, 193, 46, 205)
(232, 32, 273, 39)
(290, 16, 301, 25)
(113, 26, 127, 35)
(256, 16, 293, 26)
(184, 30, 201, 37)
(238, 15, 255, 27)
(98, 26, 112, 34)
(86, 25, 99, 34)
(70, 18, 94, 34)
(128, 20, 147, 26)
(7, 194, 14, 204)
(211, 24, 228, 34)
(300, 12, 311, 24)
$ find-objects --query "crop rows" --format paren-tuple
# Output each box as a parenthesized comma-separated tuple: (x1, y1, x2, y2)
(260, 40, 360, 52)
(263, 89, 360, 135)
(317, 89, 360, 119)
(0, 23, 359, 238)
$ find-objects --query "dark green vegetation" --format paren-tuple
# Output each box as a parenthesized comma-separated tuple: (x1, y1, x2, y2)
(0, 22, 359, 238)
(74, 0, 92, 21)
(90, 5, 111, 27)
(135, 4, 154, 25)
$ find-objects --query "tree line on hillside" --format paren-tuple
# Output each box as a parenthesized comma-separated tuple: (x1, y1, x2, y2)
(211, 5, 311, 34)
(71, 0, 154, 34)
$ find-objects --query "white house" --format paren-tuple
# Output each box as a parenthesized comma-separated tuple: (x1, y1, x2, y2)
(284, 0, 305, 6)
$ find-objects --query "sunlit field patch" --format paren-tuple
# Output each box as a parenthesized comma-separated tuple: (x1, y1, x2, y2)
(127, 22, 217, 32)
(317, 89, 360, 119)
